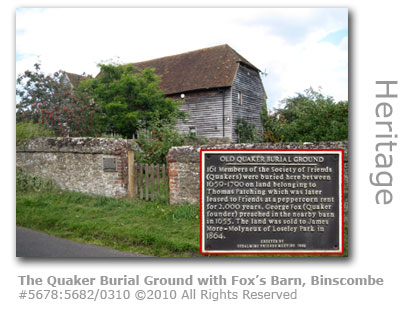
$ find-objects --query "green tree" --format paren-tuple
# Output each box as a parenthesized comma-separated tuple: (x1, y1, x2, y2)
(263, 88, 348, 142)
(16, 63, 101, 137)
(78, 64, 184, 138)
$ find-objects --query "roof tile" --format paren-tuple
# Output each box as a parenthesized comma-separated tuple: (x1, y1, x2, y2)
(130, 44, 260, 95)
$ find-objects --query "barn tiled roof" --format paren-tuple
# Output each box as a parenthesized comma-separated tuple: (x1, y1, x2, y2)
(130, 44, 260, 95)
(64, 72, 87, 87)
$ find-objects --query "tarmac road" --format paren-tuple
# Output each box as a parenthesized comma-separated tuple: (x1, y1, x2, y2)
(16, 226, 150, 258)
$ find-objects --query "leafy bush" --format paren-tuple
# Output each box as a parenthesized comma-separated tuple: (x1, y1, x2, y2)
(135, 121, 206, 165)
(16, 168, 58, 193)
(135, 123, 184, 165)
(262, 88, 348, 142)
(235, 118, 261, 143)
(16, 121, 54, 145)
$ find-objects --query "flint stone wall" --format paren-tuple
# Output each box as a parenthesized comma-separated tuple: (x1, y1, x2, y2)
(166, 142, 349, 208)
(16, 137, 135, 197)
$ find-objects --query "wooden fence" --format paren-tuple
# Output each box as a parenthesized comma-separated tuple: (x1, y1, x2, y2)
(127, 151, 168, 200)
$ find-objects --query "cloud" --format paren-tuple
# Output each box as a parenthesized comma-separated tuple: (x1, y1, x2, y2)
(244, 8, 348, 45)
(16, 8, 348, 110)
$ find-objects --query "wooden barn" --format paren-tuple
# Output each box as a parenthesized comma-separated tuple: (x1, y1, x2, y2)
(131, 44, 266, 142)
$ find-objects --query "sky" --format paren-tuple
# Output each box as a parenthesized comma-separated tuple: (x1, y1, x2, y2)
(16, 8, 348, 111)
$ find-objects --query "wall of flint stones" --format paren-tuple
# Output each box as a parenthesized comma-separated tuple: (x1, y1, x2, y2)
(16, 139, 349, 207)
(166, 142, 349, 209)
(16, 138, 134, 197)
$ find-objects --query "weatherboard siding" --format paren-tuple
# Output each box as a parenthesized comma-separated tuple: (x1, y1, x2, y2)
(174, 88, 233, 139)
(170, 64, 264, 142)
(231, 64, 265, 142)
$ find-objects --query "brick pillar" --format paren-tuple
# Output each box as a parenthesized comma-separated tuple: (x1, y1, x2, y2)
(112, 142, 131, 198)
(166, 146, 201, 205)
(168, 162, 179, 204)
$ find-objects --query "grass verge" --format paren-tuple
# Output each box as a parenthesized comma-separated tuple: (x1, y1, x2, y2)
(16, 190, 200, 257)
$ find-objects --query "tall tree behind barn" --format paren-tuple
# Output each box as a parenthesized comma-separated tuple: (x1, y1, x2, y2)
(130, 44, 266, 142)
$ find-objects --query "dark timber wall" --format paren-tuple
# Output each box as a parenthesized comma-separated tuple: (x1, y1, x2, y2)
(172, 64, 264, 143)
(173, 88, 233, 139)
(231, 64, 265, 142)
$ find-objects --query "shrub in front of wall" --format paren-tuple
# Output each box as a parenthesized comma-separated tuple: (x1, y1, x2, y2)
(16, 168, 58, 193)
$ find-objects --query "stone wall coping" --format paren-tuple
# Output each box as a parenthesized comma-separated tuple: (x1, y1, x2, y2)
(17, 137, 138, 155)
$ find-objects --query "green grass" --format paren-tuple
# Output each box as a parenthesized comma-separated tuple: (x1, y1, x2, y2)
(16, 190, 200, 257)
